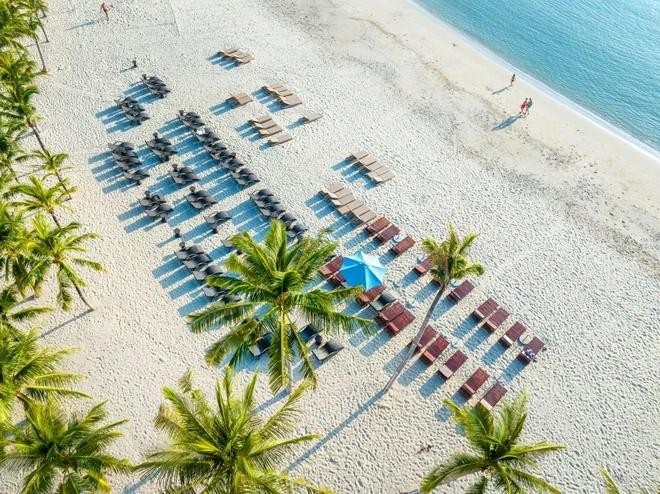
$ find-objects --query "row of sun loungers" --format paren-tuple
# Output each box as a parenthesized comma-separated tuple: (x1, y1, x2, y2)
(246, 114, 293, 145)
(139, 190, 173, 222)
(319, 183, 378, 226)
(185, 186, 218, 210)
(169, 163, 199, 185)
(346, 150, 396, 184)
(250, 188, 308, 240)
(109, 141, 150, 184)
(204, 211, 232, 234)
(146, 132, 177, 162)
(114, 97, 149, 124)
(217, 48, 254, 64)
(262, 83, 302, 107)
(175, 242, 238, 302)
(364, 215, 416, 254)
(141, 74, 170, 98)
(178, 110, 204, 129)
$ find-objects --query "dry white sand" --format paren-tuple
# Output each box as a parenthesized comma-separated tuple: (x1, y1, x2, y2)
(3, 0, 659, 492)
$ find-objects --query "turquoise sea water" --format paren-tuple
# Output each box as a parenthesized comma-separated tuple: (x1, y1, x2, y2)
(415, 0, 660, 153)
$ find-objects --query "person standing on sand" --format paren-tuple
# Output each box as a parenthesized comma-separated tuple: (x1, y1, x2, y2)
(519, 98, 528, 115)
(524, 97, 533, 116)
(510, 73, 516, 86)
(100, 2, 110, 21)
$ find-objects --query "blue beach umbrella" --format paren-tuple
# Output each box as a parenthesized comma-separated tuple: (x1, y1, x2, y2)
(339, 252, 387, 290)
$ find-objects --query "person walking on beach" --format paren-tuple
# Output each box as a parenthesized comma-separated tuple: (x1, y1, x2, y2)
(510, 73, 516, 86)
(519, 98, 529, 115)
(100, 2, 110, 21)
(524, 97, 533, 116)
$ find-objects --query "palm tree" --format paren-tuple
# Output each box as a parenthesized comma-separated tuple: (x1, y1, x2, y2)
(0, 323, 87, 426)
(138, 368, 331, 493)
(189, 221, 374, 392)
(0, 284, 50, 331)
(0, 81, 46, 151)
(420, 393, 564, 493)
(0, 400, 133, 492)
(0, 118, 26, 180)
(600, 468, 657, 494)
(10, 174, 75, 227)
(0, 200, 34, 290)
(23, 15, 47, 71)
(21, 148, 72, 191)
(0, 49, 38, 87)
(18, 0, 49, 42)
(384, 223, 485, 393)
(24, 215, 103, 311)
(0, 1, 33, 52)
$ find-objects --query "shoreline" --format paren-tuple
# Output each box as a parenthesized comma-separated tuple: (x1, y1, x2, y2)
(407, 0, 660, 161)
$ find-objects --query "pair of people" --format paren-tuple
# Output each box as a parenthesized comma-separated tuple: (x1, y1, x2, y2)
(519, 97, 533, 116)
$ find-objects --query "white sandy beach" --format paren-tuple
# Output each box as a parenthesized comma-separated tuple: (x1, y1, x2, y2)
(2, 0, 659, 492)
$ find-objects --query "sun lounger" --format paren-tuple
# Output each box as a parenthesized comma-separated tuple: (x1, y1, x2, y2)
(234, 54, 253, 64)
(319, 256, 343, 278)
(517, 336, 545, 364)
(412, 325, 438, 352)
(361, 162, 388, 173)
(355, 155, 378, 167)
(201, 285, 225, 299)
(376, 301, 405, 325)
(437, 350, 468, 380)
(192, 264, 225, 281)
(262, 83, 285, 93)
(175, 244, 204, 260)
(375, 225, 400, 243)
(300, 112, 322, 123)
(349, 205, 372, 218)
(268, 133, 292, 146)
(258, 125, 284, 136)
(385, 309, 415, 335)
(414, 257, 432, 275)
(482, 307, 509, 333)
(320, 183, 346, 197)
(370, 169, 396, 184)
(448, 280, 475, 302)
(421, 336, 449, 364)
(280, 95, 302, 107)
(183, 254, 212, 270)
(472, 298, 498, 321)
(352, 210, 378, 225)
(254, 119, 278, 130)
(228, 93, 253, 106)
(348, 150, 369, 162)
(249, 114, 272, 124)
(391, 236, 415, 256)
(108, 141, 134, 151)
(479, 383, 507, 411)
(460, 368, 490, 397)
(366, 217, 390, 236)
(499, 321, 528, 348)
(298, 324, 321, 343)
(218, 48, 238, 57)
(249, 333, 272, 357)
(357, 285, 385, 305)
(337, 200, 364, 215)
(369, 291, 397, 312)
(312, 338, 344, 362)
(327, 272, 346, 287)
(330, 193, 356, 207)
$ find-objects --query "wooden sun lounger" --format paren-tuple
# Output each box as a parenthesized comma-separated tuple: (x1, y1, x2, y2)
(356, 155, 378, 167)
(319, 256, 343, 278)
(321, 183, 346, 196)
(376, 301, 405, 325)
(384, 309, 415, 335)
(234, 54, 254, 64)
(228, 93, 253, 106)
(280, 95, 302, 107)
(438, 350, 468, 380)
(460, 368, 490, 397)
(366, 217, 390, 235)
(412, 325, 438, 352)
(300, 112, 322, 123)
(375, 225, 400, 243)
(253, 119, 277, 129)
(249, 114, 272, 124)
(414, 257, 433, 275)
(369, 169, 396, 183)
(391, 236, 415, 256)
(352, 210, 378, 225)
(337, 200, 364, 215)
(258, 125, 284, 136)
(472, 298, 498, 321)
(263, 83, 285, 93)
(274, 88, 294, 97)
(518, 336, 545, 364)
(482, 307, 510, 333)
(268, 133, 292, 145)
(330, 194, 356, 206)
(348, 150, 369, 162)
(218, 48, 238, 57)
(349, 205, 372, 218)
(357, 285, 385, 305)
(326, 188, 353, 201)
(499, 321, 527, 348)
(448, 280, 475, 302)
(361, 162, 387, 173)
(479, 383, 507, 411)
(421, 336, 449, 364)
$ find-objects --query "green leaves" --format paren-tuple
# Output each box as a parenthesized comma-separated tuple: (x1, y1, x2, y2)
(139, 369, 329, 493)
(421, 393, 564, 493)
(189, 220, 376, 393)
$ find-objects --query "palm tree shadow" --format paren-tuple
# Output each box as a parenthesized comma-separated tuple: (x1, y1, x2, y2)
(288, 391, 384, 470)
(40, 310, 91, 337)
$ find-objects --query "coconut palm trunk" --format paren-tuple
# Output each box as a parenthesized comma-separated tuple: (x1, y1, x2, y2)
(37, 20, 48, 42)
(32, 35, 46, 72)
(28, 121, 46, 151)
(383, 283, 447, 394)
(72, 281, 94, 311)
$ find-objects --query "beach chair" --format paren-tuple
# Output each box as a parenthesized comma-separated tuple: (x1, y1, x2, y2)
(420, 336, 449, 364)
(437, 350, 468, 380)
(369, 291, 397, 312)
(228, 93, 253, 106)
(355, 155, 378, 167)
(348, 150, 369, 162)
(319, 256, 343, 278)
(320, 183, 346, 197)
(201, 285, 225, 300)
(254, 119, 278, 130)
(280, 95, 302, 107)
(268, 133, 292, 145)
(391, 236, 415, 256)
(369, 169, 396, 184)
(353, 210, 378, 225)
(327, 272, 346, 288)
(312, 338, 344, 362)
(183, 253, 212, 270)
(479, 383, 507, 411)
(517, 336, 545, 364)
(234, 53, 253, 64)
(482, 307, 509, 333)
(192, 264, 225, 282)
(384, 309, 415, 335)
(448, 280, 475, 303)
(472, 298, 498, 321)
(175, 244, 204, 260)
(217, 47, 239, 57)
(300, 112, 322, 123)
(249, 333, 272, 357)
(337, 200, 364, 215)
(330, 194, 357, 207)
(412, 258, 431, 276)
(367, 220, 391, 238)
(349, 205, 372, 219)
(375, 225, 400, 243)
(412, 325, 438, 352)
(258, 125, 284, 136)
(249, 114, 272, 124)
(460, 368, 490, 397)
(262, 83, 285, 93)
(298, 324, 321, 343)
(499, 321, 528, 348)
(357, 285, 385, 305)
(376, 301, 405, 325)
